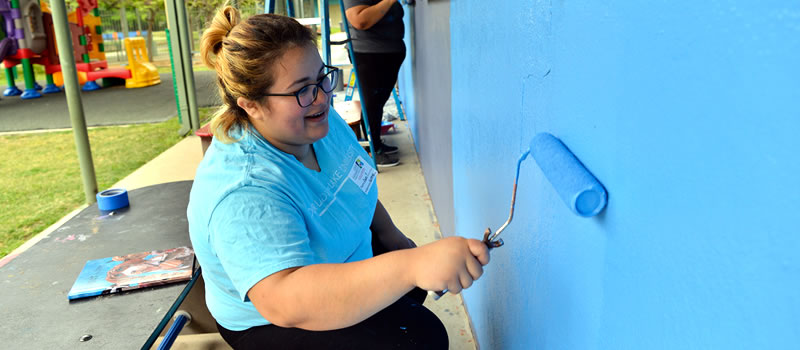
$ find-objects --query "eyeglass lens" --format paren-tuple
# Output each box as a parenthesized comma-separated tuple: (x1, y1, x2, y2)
(297, 69, 338, 107)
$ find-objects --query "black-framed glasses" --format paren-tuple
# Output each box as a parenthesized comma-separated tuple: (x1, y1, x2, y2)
(263, 65, 339, 107)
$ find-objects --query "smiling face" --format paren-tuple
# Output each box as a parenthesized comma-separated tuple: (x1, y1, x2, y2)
(238, 44, 331, 159)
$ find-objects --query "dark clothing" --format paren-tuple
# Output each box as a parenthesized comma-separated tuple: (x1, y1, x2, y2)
(342, 0, 405, 53)
(353, 49, 406, 152)
(216, 289, 447, 350)
(343, 0, 408, 152)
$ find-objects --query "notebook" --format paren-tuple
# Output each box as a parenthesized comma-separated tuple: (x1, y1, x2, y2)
(68, 246, 194, 300)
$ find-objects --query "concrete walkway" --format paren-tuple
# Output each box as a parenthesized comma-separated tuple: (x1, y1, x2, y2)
(110, 121, 478, 348)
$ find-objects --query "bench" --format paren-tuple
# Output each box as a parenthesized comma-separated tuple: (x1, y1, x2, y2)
(195, 124, 213, 156)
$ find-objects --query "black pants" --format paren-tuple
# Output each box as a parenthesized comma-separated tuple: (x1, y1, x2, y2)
(352, 49, 406, 152)
(216, 289, 446, 350)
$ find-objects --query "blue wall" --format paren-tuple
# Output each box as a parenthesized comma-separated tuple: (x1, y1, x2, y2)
(446, 1, 800, 349)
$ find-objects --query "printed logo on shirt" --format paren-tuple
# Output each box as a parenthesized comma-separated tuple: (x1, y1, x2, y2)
(310, 145, 357, 216)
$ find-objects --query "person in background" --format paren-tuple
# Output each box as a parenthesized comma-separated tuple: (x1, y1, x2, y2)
(188, 6, 489, 349)
(344, 0, 406, 167)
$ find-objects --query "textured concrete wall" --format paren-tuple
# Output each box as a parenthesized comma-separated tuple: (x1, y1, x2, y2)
(449, 1, 800, 349)
(398, 2, 455, 236)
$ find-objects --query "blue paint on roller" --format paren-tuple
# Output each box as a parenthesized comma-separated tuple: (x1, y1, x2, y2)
(529, 133, 607, 217)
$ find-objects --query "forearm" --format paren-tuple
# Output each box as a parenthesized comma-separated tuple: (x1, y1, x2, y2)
(346, 0, 397, 30)
(251, 249, 417, 331)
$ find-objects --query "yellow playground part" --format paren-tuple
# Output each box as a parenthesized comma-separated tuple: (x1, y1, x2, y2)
(124, 37, 160, 88)
(53, 37, 160, 88)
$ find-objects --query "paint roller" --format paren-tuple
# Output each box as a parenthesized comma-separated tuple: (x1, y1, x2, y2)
(428, 132, 607, 300)
(529, 133, 607, 217)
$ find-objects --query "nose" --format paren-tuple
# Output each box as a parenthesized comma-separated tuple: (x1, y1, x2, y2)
(311, 86, 330, 106)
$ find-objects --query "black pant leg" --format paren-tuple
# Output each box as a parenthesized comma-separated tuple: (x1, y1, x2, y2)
(352, 50, 406, 151)
(216, 296, 447, 350)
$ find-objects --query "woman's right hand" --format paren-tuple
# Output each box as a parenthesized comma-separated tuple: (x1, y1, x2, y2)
(409, 236, 491, 294)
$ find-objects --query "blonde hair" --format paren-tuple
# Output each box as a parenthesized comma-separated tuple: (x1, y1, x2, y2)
(201, 6, 316, 143)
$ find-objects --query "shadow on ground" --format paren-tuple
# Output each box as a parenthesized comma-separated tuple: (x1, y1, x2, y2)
(0, 71, 219, 133)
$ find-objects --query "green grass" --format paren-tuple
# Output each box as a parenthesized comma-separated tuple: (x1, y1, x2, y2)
(156, 65, 212, 74)
(0, 118, 187, 258)
(199, 106, 217, 124)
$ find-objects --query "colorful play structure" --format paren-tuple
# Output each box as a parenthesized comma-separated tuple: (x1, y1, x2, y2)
(0, 0, 159, 100)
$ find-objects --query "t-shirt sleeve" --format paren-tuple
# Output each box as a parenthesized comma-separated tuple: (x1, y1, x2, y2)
(208, 186, 317, 302)
(342, 0, 374, 10)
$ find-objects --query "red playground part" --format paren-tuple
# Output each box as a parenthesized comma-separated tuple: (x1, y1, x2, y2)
(86, 67, 131, 81)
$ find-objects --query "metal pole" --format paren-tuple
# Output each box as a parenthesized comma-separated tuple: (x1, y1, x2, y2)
(320, 0, 331, 66)
(165, 0, 189, 134)
(175, 0, 200, 131)
(50, 0, 98, 204)
(297, 0, 304, 18)
(338, 0, 377, 167)
(286, 0, 295, 17)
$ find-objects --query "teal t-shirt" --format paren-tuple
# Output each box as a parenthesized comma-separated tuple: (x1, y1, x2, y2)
(187, 110, 378, 331)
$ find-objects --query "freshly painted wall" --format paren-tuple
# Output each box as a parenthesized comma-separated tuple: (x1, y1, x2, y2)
(442, 1, 800, 349)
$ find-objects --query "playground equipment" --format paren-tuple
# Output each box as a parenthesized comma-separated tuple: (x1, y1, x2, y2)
(1, 0, 51, 98)
(52, 37, 160, 89)
(122, 37, 160, 88)
(1, 0, 159, 99)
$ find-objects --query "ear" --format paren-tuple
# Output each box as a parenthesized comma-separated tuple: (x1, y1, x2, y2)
(237, 97, 265, 121)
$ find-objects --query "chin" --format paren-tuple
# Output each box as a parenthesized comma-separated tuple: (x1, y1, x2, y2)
(308, 120, 330, 143)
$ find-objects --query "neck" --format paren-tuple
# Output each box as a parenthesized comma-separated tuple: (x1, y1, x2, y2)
(271, 138, 313, 164)
(250, 122, 320, 171)
(292, 144, 320, 172)
(292, 144, 313, 163)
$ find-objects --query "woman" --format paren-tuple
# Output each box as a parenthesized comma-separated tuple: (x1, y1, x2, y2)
(188, 6, 489, 349)
(344, 0, 407, 167)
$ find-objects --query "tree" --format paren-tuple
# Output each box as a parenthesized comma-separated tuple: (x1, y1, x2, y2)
(186, 0, 263, 30)
(130, 0, 161, 61)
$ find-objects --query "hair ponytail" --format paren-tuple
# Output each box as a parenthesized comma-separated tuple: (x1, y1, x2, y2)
(200, 6, 315, 143)
(201, 6, 240, 70)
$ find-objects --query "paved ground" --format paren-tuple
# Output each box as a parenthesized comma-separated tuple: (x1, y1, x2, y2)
(0, 71, 219, 133)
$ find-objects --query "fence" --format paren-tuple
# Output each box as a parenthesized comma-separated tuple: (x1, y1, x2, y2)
(92, 1, 338, 66)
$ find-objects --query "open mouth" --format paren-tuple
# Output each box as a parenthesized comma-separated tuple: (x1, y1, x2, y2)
(305, 109, 327, 121)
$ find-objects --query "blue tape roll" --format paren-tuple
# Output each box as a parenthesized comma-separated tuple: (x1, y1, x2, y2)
(96, 188, 130, 211)
(530, 133, 607, 217)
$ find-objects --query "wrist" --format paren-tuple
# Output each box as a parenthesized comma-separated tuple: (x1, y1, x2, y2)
(396, 248, 419, 289)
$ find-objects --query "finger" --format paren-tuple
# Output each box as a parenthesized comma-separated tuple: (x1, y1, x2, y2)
(466, 256, 484, 280)
(448, 279, 463, 294)
(459, 270, 473, 290)
(467, 239, 491, 265)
